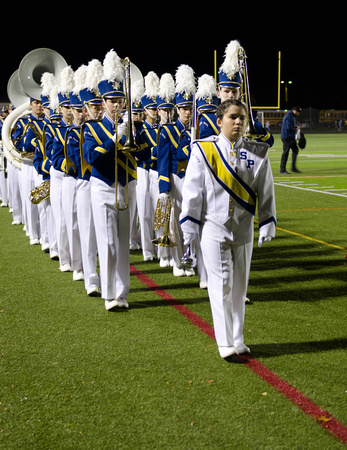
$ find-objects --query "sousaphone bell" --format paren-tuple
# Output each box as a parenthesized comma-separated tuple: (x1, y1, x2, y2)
(2, 48, 68, 169)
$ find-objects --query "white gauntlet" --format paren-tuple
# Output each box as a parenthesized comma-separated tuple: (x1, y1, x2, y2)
(258, 235, 272, 248)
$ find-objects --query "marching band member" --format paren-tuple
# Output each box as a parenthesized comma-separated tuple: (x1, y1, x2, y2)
(218, 40, 274, 147)
(157, 65, 196, 276)
(10, 104, 30, 226)
(196, 74, 219, 139)
(137, 71, 160, 262)
(50, 67, 73, 272)
(22, 96, 44, 245)
(0, 106, 9, 208)
(218, 40, 274, 306)
(29, 82, 53, 252)
(152, 73, 177, 267)
(12, 100, 29, 231)
(175, 74, 220, 289)
(75, 60, 104, 296)
(62, 76, 86, 282)
(82, 50, 149, 311)
(128, 78, 143, 251)
(32, 73, 59, 258)
(217, 40, 242, 103)
(180, 98, 276, 359)
(41, 81, 62, 260)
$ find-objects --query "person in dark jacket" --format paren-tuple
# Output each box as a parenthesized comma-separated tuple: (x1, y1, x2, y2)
(280, 106, 302, 173)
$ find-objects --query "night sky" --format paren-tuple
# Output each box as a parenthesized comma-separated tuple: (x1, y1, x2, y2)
(1, 12, 344, 111)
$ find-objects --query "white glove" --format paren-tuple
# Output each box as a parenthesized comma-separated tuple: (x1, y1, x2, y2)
(122, 112, 129, 125)
(159, 191, 169, 201)
(258, 235, 272, 247)
(111, 124, 127, 143)
(183, 233, 198, 246)
(117, 123, 127, 139)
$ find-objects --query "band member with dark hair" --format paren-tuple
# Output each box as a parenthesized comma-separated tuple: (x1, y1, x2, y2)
(180, 98, 276, 359)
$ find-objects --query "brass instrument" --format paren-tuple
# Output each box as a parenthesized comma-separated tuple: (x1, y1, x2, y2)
(152, 196, 177, 247)
(238, 47, 262, 140)
(29, 179, 50, 204)
(20, 122, 42, 158)
(115, 57, 143, 210)
(2, 48, 67, 169)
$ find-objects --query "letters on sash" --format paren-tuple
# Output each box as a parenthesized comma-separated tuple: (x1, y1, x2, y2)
(197, 140, 256, 215)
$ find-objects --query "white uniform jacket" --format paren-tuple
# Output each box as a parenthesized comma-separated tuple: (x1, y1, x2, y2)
(180, 133, 276, 245)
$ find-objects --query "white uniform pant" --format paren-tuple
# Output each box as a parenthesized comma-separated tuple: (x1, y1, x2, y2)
(21, 160, 40, 240)
(18, 168, 27, 226)
(76, 179, 99, 291)
(200, 221, 253, 347)
(137, 167, 154, 258)
(169, 174, 185, 267)
(0, 161, 8, 205)
(62, 175, 82, 271)
(7, 164, 22, 223)
(128, 179, 140, 248)
(90, 177, 130, 301)
(46, 198, 58, 256)
(50, 167, 70, 266)
(33, 172, 48, 245)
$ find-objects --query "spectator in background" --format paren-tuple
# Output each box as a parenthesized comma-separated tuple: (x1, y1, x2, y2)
(280, 106, 302, 174)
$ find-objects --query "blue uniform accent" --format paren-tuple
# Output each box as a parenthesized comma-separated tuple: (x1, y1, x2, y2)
(139, 120, 158, 171)
(12, 115, 30, 151)
(68, 125, 91, 181)
(199, 112, 219, 139)
(52, 125, 76, 176)
(23, 116, 45, 155)
(157, 119, 189, 193)
(32, 117, 51, 180)
(82, 114, 150, 187)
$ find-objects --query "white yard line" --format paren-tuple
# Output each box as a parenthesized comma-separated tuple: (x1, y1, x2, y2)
(274, 183, 347, 197)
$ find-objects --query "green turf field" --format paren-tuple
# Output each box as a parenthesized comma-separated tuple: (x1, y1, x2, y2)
(0, 133, 346, 448)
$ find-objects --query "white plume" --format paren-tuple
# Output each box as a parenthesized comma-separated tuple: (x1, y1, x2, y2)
(158, 73, 175, 100)
(85, 59, 104, 93)
(102, 49, 124, 82)
(175, 64, 196, 95)
(40, 72, 56, 97)
(196, 74, 217, 100)
(58, 66, 74, 94)
(73, 64, 88, 95)
(219, 40, 241, 78)
(49, 84, 60, 111)
(131, 79, 145, 103)
(144, 71, 159, 98)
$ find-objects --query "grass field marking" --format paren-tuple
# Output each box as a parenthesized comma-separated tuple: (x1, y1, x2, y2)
(129, 264, 215, 340)
(238, 354, 347, 444)
(273, 175, 347, 180)
(324, 188, 347, 192)
(129, 264, 347, 445)
(277, 207, 347, 213)
(275, 226, 347, 251)
(254, 220, 347, 251)
(274, 182, 347, 198)
(304, 154, 347, 158)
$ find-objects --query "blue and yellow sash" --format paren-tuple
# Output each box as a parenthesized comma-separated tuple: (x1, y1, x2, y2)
(196, 140, 256, 215)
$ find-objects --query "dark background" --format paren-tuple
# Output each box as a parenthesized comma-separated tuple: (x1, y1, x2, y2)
(1, 11, 344, 111)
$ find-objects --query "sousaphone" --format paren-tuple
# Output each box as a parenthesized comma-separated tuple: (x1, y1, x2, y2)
(2, 48, 68, 169)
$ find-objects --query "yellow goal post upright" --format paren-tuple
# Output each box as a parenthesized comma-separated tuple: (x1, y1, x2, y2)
(214, 49, 282, 126)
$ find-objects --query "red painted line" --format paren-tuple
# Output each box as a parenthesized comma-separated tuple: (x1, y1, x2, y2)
(130, 264, 215, 340)
(238, 354, 347, 444)
(130, 264, 347, 445)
